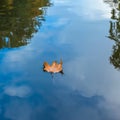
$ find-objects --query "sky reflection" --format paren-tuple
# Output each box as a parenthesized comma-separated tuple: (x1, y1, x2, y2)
(0, 0, 120, 120)
(50, 0, 111, 20)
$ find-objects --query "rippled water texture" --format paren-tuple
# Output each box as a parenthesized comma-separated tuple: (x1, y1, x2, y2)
(0, 0, 120, 120)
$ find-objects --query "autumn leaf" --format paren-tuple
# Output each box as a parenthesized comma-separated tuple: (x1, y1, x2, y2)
(43, 60, 63, 74)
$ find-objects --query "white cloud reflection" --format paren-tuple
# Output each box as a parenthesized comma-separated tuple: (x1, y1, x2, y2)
(73, 0, 111, 20)
(52, 0, 111, 20)
(4, 86, 31, 98)
(62, 56, 120, 120)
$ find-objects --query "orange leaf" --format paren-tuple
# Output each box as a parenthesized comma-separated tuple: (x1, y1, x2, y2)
(43, 60, 63, 74)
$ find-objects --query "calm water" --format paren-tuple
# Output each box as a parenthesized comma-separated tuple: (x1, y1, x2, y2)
(0, 0, 120, 120)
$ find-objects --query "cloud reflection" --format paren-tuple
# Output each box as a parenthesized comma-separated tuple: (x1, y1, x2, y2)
(79, 0, 111, 20)
(53, 0, 111, 20)
(4, 86, 31, 98)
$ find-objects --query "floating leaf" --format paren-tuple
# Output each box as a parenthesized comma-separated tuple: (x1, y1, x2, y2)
(43, 60, 63, 74)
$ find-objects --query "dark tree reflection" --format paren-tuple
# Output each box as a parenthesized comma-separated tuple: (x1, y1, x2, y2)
(104, 0, 120, 69)
(0, 0, 51, 48)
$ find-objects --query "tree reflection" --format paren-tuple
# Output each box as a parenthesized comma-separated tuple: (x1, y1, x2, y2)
(0, 0, 51, 48)
(104, 0, 120, 69)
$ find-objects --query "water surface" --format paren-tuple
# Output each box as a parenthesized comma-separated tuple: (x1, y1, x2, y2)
(0, 0, 120, 120)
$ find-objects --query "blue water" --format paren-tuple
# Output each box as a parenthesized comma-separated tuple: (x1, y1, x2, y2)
(0, 0, 120, 120)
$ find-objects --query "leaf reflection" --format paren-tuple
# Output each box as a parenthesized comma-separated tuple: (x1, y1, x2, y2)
(0, 0, 51, 49)
(43, 60, 64, 74)
(104, 0, 120, 69)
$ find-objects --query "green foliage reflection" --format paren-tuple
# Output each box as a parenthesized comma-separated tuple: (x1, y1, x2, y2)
(104, 0, 120, 69)
(0, 0, 51, 48)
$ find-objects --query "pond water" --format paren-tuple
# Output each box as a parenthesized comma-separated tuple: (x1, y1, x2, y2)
(0, 0, 120, 120)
